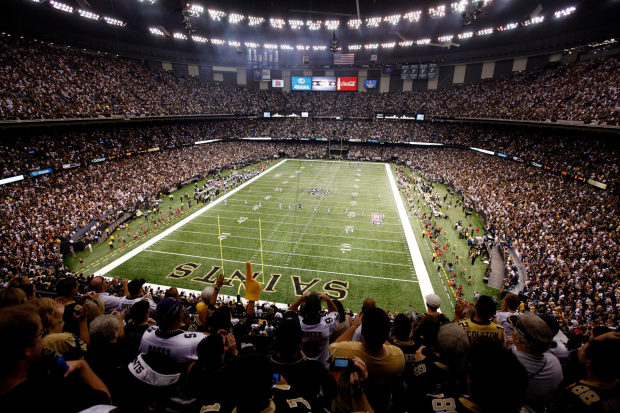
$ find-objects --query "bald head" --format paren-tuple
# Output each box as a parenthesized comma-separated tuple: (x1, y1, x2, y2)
(362, 298, 376, 312)
(89, 276, 105, 293)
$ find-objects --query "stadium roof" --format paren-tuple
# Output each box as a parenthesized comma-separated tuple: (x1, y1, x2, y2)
(2, 0, 619, 65)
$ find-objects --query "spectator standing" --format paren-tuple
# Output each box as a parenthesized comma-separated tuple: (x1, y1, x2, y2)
(139, 297, 206, 364)
(117, 278, 156, 314)
(329, 307, 405, 413)
(289, 291, 338, 368)
(457, 295, 505, 343)
(511, 313, 563, 412)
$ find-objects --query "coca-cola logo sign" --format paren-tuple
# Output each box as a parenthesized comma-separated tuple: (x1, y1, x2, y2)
(337, 77, 358, 91)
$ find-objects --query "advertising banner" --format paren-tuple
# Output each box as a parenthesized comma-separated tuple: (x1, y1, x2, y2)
(364, 79, 377, 89)
(29, 168, 52, 177)
(336, 77, 357, 91)
(312, 76, 337, 91)
(291, 76, 312, 91)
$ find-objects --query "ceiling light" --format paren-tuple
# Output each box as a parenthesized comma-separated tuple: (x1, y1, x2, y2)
(248, 16, 264, 26)
(228, 13, 245, 24)
(78, 10, 99, 20)
(429, 5, 446, 19)
(50, 1, 73, 13)
(103, 16, 125, 26)
(270, 18, 285, 29)
(403, 11, 422, 22)
(365, 17, 381, 28)
(307, 20, 322, 30)
(325, 20, 340, 30)
(348, 19, 362, 29)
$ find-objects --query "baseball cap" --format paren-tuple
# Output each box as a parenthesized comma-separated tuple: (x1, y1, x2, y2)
(437, 323, 469, 360)
(128, 279, 146, 297)
(425, 294, 441, 309)
(155, 298, 184, 325)
(510, 313, 553, 353)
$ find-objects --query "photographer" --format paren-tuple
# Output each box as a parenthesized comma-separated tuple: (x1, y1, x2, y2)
(0, 306, 110, 412)
(270, 313, 337, 411)
(117, 278, 156, 314)
(139, 297, 207, 365)
(289, 291, 339, 368)
(88, 276, 129, 314)
(329, 307, 404, 413)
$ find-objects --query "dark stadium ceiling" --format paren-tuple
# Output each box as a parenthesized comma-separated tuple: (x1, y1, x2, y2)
(2, 0, 619, 65)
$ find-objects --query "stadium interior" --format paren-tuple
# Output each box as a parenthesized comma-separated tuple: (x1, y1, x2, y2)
(0, 1, 618, 412)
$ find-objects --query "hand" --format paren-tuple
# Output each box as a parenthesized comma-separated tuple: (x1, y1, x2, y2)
(83, 291, 97, 299)
(351, 312, 363, 328)
(224, 333, 238, 356)
(349, 357, 368, 398)
(414, 345, 427, 362)
(64, 360, 85, 377)
(215, 273, 225, 289)
(302, 290, 311, 299)
(591, 331, 620, 342)
(317, 292, 331, 301)
(351, 357, 368, 381)
(112, 309, 126, 323)
(454, 301, 467, 321)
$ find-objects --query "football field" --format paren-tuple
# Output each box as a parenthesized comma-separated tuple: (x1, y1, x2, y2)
(92, 159, 435, 313)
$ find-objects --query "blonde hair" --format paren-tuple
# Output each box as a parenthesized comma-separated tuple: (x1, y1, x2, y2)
(27, 297, 62, 334)
(84, 298, 104, 326)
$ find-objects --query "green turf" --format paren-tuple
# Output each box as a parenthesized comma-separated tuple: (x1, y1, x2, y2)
(67, 159, 497, 317)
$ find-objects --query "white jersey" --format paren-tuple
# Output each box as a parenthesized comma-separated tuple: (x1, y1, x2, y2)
(139, 325, 206, 363)
(495, 311, 520, 341)
(98, 292, 122, 314)
(299, 312, 338, 368)
(117, 296, 156, 314)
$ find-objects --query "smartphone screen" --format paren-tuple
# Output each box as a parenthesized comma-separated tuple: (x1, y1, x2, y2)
(272, 373, 280, 384)
(333, 357, 349, 368)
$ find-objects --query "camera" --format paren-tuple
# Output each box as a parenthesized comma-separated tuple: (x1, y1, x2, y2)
(330, 357, 360, 376)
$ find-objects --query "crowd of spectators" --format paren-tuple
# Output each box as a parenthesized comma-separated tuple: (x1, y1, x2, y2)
(1, 271, 618, 412)
(2, 121, 617, 187)
(0, 135, 616, 337)
(0, 31, 618, 413)
(392, 147, 618, 334)
(1, 35, 619, 124)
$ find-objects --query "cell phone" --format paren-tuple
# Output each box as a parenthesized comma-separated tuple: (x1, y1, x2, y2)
(331, 357, 350, 371)
(42, 348, 69, 377)
(272, 373, 280, 384)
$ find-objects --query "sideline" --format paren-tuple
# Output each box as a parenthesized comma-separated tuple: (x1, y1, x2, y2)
(385, 164, 435, 298)
(93, 159, 288, 276)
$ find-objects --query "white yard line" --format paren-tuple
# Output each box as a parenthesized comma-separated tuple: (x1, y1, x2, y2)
(173, 230, 407, 254)
(178, 225, 405, 244)
(385, 164, 434, 296)
(190, 219, 397, 234)
(204, 208, 402, 226)
(93, 159, 289, 276)
(157, 239, 410, 267)
(143, 249, 418, 283)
